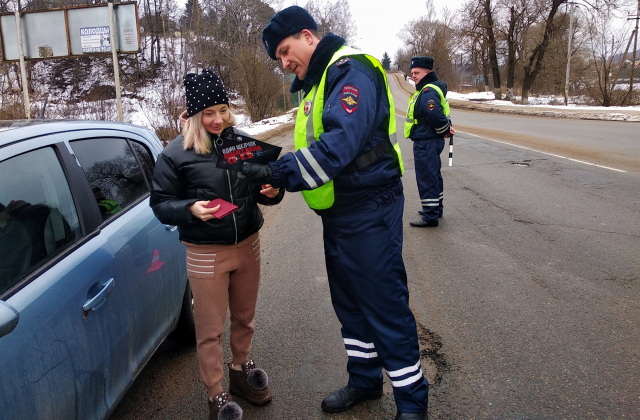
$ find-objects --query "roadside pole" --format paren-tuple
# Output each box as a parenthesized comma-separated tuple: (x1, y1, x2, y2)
(14, 11, 30, 119)
(108, 2, 123, 122)
(628, 0, 639, 105)
(564, 3, 574, 106)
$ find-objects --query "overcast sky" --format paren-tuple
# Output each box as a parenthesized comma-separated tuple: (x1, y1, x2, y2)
(278, 0, 462, 62)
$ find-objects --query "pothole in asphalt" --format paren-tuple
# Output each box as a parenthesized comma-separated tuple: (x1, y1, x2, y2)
(511, 160, 531, 167)
(417, 323, 449, 386)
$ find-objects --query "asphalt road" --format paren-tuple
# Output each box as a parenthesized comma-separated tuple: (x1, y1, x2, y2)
(110, 77, 640, 419)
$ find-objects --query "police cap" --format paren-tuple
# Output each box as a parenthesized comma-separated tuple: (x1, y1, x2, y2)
(410, 56, 434, 70)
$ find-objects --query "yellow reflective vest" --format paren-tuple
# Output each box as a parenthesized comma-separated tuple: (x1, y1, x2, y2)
(294, 46, 404, 210)
(404, 83, 450, 138)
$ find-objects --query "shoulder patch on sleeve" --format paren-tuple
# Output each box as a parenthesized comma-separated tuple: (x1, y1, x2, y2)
(427, 99, 436, 111)
(336, 57, 351, 67)
(341, 85, 359, 114)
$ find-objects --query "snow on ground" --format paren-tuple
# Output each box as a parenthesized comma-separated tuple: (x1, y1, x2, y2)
(406, 76, 640, 111)
(448, 91, 640, 112)
(235, 109, 296, 136)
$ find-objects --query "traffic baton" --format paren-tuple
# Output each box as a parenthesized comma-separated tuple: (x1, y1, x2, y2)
(448, 135, 454, 166)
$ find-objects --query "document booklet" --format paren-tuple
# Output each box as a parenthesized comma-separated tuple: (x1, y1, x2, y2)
(215, 131, 282, 171)
(206, 198, 238, 219)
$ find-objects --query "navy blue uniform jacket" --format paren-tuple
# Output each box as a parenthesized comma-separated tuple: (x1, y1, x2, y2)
(269, 34, 403, 217)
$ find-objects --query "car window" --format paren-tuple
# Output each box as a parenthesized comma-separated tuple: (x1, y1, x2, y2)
(0, 147, 82, 295)
(130, 140, 154, 185)
(70, 138, 150, 222)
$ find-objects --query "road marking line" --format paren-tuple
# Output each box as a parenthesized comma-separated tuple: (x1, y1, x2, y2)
(458, 130, 627, 173)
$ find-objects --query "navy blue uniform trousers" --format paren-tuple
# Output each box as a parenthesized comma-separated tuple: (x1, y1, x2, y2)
(414, 137, 445, 221)
(322, 191, 429, 413)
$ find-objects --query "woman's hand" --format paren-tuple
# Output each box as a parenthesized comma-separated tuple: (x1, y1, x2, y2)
(261, 184, 280, 198)
(189, 200, 219, 221)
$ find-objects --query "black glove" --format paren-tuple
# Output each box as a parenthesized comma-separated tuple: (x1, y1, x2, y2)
(237, 163, 274, 185)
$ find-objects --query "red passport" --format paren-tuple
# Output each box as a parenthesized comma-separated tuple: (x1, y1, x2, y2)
(206, 198, 238, 219)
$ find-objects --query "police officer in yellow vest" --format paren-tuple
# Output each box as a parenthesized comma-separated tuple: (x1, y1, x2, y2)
(405, 56, 455, 227)
(237, 6, 429, 420)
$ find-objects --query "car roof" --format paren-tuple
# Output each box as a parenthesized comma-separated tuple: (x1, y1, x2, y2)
(0, 119, 158, 148)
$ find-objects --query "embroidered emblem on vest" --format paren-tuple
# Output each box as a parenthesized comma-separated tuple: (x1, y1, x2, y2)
(304, 99, 312, 116)
(427, 99, 436, 111)
(341, 85, 359, 114)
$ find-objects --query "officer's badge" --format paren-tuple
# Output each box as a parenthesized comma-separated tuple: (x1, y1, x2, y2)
(427, 99, 436, 111)
(341, 85, 359, 114)
(303, 100, 312, 116)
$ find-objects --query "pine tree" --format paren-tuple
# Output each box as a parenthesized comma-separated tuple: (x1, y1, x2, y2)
(381, 52, 391, 70)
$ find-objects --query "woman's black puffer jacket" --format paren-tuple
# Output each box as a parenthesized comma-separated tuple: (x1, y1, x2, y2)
(150, 127, 284, 245)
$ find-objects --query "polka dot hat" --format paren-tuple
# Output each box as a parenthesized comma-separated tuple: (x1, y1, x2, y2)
(183, 69, 229, 117)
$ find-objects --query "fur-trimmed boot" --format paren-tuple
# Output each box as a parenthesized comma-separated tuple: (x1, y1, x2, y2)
(208, 392, 243, 420)
(228, 360, 272, 405)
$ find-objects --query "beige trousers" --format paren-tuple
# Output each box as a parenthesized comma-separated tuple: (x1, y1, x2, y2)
(184, 232, 261, 397)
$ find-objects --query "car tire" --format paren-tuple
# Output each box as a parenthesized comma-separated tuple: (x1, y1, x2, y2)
(169, 278, 197, 345)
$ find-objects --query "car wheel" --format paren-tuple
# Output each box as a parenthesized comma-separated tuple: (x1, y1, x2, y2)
(169, 278, 196, 345)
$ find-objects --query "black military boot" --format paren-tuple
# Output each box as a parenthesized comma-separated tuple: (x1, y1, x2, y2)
(395, 408, 428, 419)
(320, 385, 383, 413)
(410, 218, 439, 227)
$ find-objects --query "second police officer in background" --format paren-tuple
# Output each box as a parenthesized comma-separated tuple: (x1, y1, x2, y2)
(237, 5, 430, 420)
(405, 56, 455, 227)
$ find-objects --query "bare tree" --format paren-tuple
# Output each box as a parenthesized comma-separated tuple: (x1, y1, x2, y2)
(304, 0, 357, 45)
(185, 0, 283, 120)
(581, 7, 632, 106)
(457, 0, 492, 91)
(397, 2, 457, 84)
(235, 46, 282, 121)
(497, 0, 529, 99)
(519, 0, 570, 103)
(483, 0, 503, 98)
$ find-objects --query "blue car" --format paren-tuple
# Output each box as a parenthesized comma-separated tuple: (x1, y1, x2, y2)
(0, 120, 194, 419)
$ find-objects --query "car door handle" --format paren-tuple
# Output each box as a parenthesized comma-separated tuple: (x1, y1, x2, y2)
(165, 225, 177, 232)
(83, 278, 115, 312)
(0, 301, 19, 338)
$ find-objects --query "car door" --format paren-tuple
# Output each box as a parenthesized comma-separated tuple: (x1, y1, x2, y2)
(0, 127, 185, 420)
(0, 142, 129, 420)
(67, 134, 185, 374)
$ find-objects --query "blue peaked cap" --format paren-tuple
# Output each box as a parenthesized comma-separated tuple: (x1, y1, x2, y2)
(262, 6, 318, 60)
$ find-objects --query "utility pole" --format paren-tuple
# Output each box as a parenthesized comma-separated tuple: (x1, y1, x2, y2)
(564, 2, 575, 106)
(15, 11, 30, 119)
(628, 0, 640, 104)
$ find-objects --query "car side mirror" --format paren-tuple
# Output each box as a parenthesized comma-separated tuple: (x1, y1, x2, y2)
(0, 301, 19, 338)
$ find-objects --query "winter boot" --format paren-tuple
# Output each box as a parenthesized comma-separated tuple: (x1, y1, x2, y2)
(208, 392, 242, 420)
(228, 360, 272, 406)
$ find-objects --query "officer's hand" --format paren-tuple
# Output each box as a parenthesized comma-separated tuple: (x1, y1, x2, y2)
(238, 163, 274, 185)
(445, 126, 456, 138)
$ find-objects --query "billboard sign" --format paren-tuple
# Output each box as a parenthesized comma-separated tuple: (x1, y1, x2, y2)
(0, 2, 139, 62)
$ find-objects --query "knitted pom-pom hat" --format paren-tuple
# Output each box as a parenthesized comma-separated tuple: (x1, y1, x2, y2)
(183, 69, 229, 117)
(262, 6, 318, 60)
(410, 56, 434, 70)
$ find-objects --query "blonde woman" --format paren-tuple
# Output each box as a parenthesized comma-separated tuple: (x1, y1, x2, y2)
(150, 69, 283, 420)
